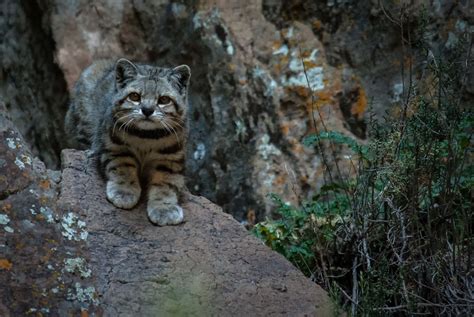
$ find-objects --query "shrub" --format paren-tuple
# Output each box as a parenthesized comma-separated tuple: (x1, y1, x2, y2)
(253, 17, 473, 316)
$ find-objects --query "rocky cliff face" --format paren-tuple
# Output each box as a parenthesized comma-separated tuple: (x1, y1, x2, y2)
(1, 0, 472, 222)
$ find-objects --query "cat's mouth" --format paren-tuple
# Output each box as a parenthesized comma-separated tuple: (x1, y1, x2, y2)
(134, 117, 166, 130)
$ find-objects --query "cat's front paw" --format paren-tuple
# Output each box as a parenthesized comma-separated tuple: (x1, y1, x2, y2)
(106, 181, 141, 209)
(147, 204, 184, 226)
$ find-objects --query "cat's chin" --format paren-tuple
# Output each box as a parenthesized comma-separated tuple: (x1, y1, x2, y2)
(134, 119, 165, 130)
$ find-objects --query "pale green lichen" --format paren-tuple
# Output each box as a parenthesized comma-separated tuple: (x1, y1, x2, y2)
(14, 157, 25, 169)
(193, 9, 234, 56)
(14, 154, 32, 170)
(257, 134, 282, 160)
(64, 257, 92, 278)
(61, 212, 88, 241)
(253, 66, 278, 97)
(0, 214, 10, 225)
(67, 282, 99, 305)
(40, 206, 56, 224)
(6, 138, 17, 149)
(193, 143, 206, 161)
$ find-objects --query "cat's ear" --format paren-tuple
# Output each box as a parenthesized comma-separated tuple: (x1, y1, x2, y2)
(115, 58, 138, 89)
(170, 65, 191, 92)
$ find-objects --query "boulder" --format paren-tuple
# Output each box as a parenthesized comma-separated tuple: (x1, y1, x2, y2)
(0, 106, 332, 315)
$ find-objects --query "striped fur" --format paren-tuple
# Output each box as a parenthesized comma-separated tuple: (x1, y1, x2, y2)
(65, 58, 190, 226)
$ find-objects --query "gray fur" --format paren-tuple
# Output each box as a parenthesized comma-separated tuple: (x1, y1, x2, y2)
(65, 58, 190, 226)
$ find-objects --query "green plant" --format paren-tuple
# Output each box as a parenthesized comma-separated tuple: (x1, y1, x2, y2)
(253, 18, 473, 316)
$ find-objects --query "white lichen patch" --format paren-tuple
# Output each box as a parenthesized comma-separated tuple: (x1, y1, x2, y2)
(171, 2, 187, 18)
(0, 214, 10, 225)
(193, 8, 220, 30)
(391, 82, 404, 103)
(253, 66, 279, 97)
(193, 9, 234, 56)
(278, 48, 325, 91)
(226, 43, 234, 56)
(273, 44, 289, 56)
(4, 226, 14, 233)
(257, 134, 282, 160)
(193, 143, 206, 161)
(6, 138, 17, 149)
(67, 282, 99, 305)
(234, 120, 248, 140)
(64, 257, 92, 278)
(14, 157, 25, 169)
(40, 206, 56, 224)
(61, 212, 88, 241)
(286, 67, 324, 91)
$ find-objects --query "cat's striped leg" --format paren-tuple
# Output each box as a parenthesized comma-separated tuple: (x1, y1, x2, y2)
(147, 158, 185, 226)
(101, 151, 141, 209)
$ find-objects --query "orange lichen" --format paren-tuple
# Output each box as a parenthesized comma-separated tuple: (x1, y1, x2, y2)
(303, 60, 318, 69)
(300, 50, 311, 58)
(275, 175, 287, 186)
(0, 259, 12, 270)
(315, 91, 333, 103)
(39, 179, 50, 190)
(292, 143, 305, 154)
(290, 86, 310, 98)
(280, 122, 290, 135)
(246, 209, 256, 227)
(312, 19, 322, 31)
(272, 40, 283, 50)
(351, 87, 368, 119)
(2, 203, 12, 212)
(36, 214, 46, 221)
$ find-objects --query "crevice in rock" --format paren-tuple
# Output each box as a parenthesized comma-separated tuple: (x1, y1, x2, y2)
(0, 0, 69, 169)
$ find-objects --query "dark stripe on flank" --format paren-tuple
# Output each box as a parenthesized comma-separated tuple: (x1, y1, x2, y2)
(77, 136, 91, 146)
(109, 131, 125, 145)
(126, 126, 180, 139)
(159, 143, 182, 154)
(107, 162, 136, 173)
(155, 165, 175, 173)
(100, 151, 138, 169)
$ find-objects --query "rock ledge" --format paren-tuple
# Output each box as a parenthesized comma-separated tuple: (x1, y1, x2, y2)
(0, 110, 331, 316)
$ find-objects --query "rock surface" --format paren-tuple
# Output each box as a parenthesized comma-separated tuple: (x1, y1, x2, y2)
(0, 106, 332, 316)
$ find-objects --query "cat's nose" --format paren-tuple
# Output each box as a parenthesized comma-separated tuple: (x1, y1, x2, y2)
(141, 107, 154, 117)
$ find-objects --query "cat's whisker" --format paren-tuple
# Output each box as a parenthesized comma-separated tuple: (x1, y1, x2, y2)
(163, 119, 181, 144)
(117, 114, 135, 132)
(114, 113, 134, 134)
(124, 117, 135, 132)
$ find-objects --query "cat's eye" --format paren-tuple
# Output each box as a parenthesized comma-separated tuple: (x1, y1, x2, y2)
(128, 92, 141, 102)
(158, 96, 171, 105)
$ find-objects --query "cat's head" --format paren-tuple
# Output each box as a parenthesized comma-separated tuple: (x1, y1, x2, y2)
(112, 58, 190, 131)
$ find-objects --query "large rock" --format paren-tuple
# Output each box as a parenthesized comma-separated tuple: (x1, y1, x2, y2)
(0, 106, 332, 315)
